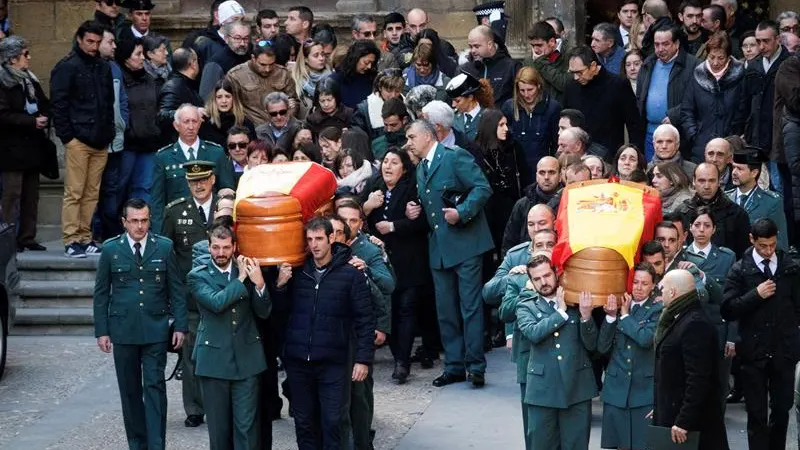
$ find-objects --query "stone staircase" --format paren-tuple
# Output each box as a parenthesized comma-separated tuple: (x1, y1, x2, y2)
(11, 243, 97, 336)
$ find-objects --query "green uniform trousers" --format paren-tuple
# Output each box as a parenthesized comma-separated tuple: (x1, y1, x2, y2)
(431, 255, 487, 376)
(113, 342, 168, 450)
(182, 311, 204, 417)
(341, 364, 373, 449)
(520, 383, 530, 450)
(199, 375, 260, 450)
(527, 400, 591, 450)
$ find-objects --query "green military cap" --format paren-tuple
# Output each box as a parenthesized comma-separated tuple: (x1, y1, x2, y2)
(733, 146, 768, 166)
(183, 160, 216, 181)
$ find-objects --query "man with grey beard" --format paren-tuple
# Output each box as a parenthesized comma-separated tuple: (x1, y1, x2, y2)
(199, 20, 251, 99)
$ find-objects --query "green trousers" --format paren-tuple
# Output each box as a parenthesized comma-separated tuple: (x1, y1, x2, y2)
(182, 311, 204, 416)
(341, 367, 374, 450)
(527, 400, 591, 450)
(200, 375, 261, 450)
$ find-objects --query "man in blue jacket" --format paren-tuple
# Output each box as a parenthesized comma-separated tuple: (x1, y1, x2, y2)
(405, 119, 493, 387)
(278, 217, 375, 450)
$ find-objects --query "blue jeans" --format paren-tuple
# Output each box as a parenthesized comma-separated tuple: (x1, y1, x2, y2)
(769, 160, 783, 194)
(93, 151, 125, 240)
(645, 124, 657, 162)
(125, 151, 155, 204)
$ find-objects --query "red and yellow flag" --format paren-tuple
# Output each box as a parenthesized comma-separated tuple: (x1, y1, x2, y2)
(552, 180, 663, 271)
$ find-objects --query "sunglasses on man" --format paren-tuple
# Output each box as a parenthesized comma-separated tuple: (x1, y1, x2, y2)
(227, 142, 248, 150)
(269, 109, 288, 117)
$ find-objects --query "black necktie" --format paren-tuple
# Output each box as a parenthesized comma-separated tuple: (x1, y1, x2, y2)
(762, 259, 773, 278)
(198, 204, 207, 225)
(134, 242, 142, 265)
(422, 160, 429, 180)
(631, 304, 640, 315)
(465, 113, 472, 127)
(549, 301, 556, 309)
(697, 250, 706, 258)
(739, 192, 748, 207)
(188, 147, 196, 161)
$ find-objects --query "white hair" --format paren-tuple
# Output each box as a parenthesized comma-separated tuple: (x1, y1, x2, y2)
(421, 100, 454, 130)
(653, 123, 680, 145)
(563, 127, 590, 147)
(174, 103, 200, 123)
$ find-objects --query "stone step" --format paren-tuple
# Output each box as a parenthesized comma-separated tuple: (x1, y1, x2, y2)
(13, 307, 94, 328)
(10, 324, 95, 336)
(19, 296, 94, 309)
(19, 268, 96, 282)
(17, 280, 95, 298)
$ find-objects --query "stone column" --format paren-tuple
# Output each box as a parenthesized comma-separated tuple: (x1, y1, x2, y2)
(505, 0, 585, 60)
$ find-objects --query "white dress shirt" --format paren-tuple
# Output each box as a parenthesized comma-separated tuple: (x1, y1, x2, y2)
(423, 141, 438, 169)
(619, 25, 630, 47)
(178, 138, 200, 161)
(763, 46, 783, 73)
(127, 233, 147, 256)
(691, 242, 712, 258)
(752, 248, 777, 276)
(194, 197, 213, 222)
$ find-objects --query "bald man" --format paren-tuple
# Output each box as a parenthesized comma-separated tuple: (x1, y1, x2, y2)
(704, 138, 734, 190)
(501, 157, 561, 254)
(653, 269, 728, 448)
(405, 8, 458, 60)
(466, 25, 520, 106)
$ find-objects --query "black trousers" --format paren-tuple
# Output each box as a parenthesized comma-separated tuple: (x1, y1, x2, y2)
(389, 286, 419, 367)
(416, 282, 442, 354)
(285, 358, 349, 450)
(1, 170, 39, 245)
(741, 358, 795, 450)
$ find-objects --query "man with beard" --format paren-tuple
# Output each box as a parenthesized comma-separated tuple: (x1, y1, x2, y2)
(199, 20, 250, 100)
(371, 98, 409, 162)
(678, 0, 708, 57)
(186, 224, 271, 449)
(186, 0, 245, 70)
(501, 156, 560, 254)
(677, 163, 752, 257)
(516, 255, 598, 449)
(467, 25, 520, 106)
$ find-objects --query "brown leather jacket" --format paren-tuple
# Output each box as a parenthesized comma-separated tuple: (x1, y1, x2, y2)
(225, 61, 298, 126)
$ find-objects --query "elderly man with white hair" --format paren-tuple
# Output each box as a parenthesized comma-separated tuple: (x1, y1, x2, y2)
(421, 99, 478, 152)
(557, 127, 609, 161)
(150, 104, 234, 233)
(647, 123, 696, 179)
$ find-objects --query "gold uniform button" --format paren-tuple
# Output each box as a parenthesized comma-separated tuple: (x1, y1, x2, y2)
(139, 290, 144, 295)
(554, 332, 560, 337)
(232, 321, 237, 325)
(627, 358, 631, 363)
(434, 225, 439, 229)
(628, 371, 632, 376)
(431, 212, 435, 217)
(139, 302, 143, 306)
(555, 344, 561, 349)
(232, 309, 236, 313)
(557, 355, 563, 361)
(205, 341, 209, 345)
(139, 266, 143, 270)
(426, 189, 430, 193)
(627, 345, 631, 349)
(139, 278, 144, 283)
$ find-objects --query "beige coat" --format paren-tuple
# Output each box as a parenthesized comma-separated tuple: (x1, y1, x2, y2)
(225, 61, 298, 126)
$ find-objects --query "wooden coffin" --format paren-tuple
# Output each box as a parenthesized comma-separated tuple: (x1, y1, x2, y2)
(560, 247, 629, 307)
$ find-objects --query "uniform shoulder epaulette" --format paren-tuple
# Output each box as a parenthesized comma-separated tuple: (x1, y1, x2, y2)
(166, 197, 188, 209)
(201, 140, 224, 150)
(760, 189, 781, 199)
(156, 142, 174, 154)
(717, 246, 735, 256)
(724, 187, 736, 194)
(103, 235, 123, 246)
(508, 241, 530, 253)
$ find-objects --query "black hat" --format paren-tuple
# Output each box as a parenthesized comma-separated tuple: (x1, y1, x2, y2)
(446, 72, 481, 99)
(732, 146, 768, 166)
(122, 0, 155, 11)
(457, 60, 485, 81)
(472, 1, 505, 20)
(383, 12, 406, 29)
(183, 160, 217, 181)
(115, 38, 139, 65)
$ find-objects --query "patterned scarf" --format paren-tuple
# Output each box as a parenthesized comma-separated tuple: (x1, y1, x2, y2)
(302, 69, 330, 99)
(144, 59, 171, 82)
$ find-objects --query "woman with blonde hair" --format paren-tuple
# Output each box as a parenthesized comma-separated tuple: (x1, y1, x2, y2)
(501, 66, 560, 169)
(446, 61, 494, 140)
(627, 17, 646, 51)
(291, 38, 331, 120)
(200, 78, 254, 147)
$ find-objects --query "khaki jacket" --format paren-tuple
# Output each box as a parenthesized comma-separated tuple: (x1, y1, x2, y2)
(226, 61, 298, 126)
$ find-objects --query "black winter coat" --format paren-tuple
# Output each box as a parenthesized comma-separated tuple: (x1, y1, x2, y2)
(481, 48, 521, 107)
(721, 247, 800, 364)
(199, 111, 255, 148)
(562, 68, 644, 155)
(49, 44, 114, 148)
(0, 73, 50, 171)
(500, 94, 561, 169)
(681, 59, 747, 162)
(281, 244, 376, 365)
(364, 174, 430, 289)
(306, 106, 354, 137)
(157, 72, 203, 139)
(785, 113, 800, 222)
(187, 27, 226, 70)
(636, 49, 698, 158)
(740, 46, 791, 160)
(500, 183, 559, 255)
(654, 299, 728, 450)
(675, 191, 751, 258)
(122, 68, 162, 153)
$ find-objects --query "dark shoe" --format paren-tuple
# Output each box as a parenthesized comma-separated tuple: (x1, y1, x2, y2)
(65, 242, 86, 258)
(432, 372, 466, 387)
(393, 363, 409, 384)
(420, 355, 434, 369)
(184, 414, 204, 427)
(726, 390, 743, 404)
(21, 242, 46, 251)
(84, 241, 102, 256)
(468, 372, 485, 388)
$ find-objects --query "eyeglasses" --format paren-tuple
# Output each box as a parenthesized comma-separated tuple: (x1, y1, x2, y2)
(359, 31, 377, 38)
(258, 40, 273, 47)
(227, 142, 249, 149)
(269, 109, 288, 117)
(780, 25, 799, 33)
(229, 35, 250, 43)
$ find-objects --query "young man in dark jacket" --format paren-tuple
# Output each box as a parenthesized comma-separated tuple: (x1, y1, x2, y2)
(157, 47, 203, 140)
(50, 20, 115, 258)
(277, 217, 375, 450)
(721, 218, 800, 450)
(467, 24, 520, 107)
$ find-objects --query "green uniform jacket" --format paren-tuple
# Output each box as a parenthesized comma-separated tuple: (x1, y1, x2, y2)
(351, 233, 395, 334)
(93, 233, 188, 344)
(597, 298, 663, 409)
(452, 109, 483, 141)
(370, 135, 407, 163)
(524, 51, 570, 103)
(516, 294, 599, 408)
(688, 244, 735, 286)
(162, 196, 215, 278)
(483, 241, 532, 306)
(187, 263, 271, 380)
(416, 143, 494, 269)
(499, 275, 533, 384)
(725, 186, 789, 250)
(150, 140, 234, 234)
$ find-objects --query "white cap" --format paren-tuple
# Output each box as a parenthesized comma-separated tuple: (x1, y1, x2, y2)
(218, 0, 245, 25)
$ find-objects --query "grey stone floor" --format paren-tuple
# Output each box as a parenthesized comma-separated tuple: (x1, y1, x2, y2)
(0, 336, 797, 449)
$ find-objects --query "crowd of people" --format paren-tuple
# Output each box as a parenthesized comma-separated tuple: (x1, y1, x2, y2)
(1, 0, 800, 448)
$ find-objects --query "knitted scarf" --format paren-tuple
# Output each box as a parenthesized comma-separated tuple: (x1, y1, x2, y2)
(654, 291, 698, 346)
(144, 59, 171, 82)
(302, 69, 330, 99)
(404, 65, 440, 88)
(0, 64, 38, 101)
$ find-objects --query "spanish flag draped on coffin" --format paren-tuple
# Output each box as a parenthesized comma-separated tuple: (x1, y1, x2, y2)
(551, 179, 663, 306)
(234, 162, 338, 266)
